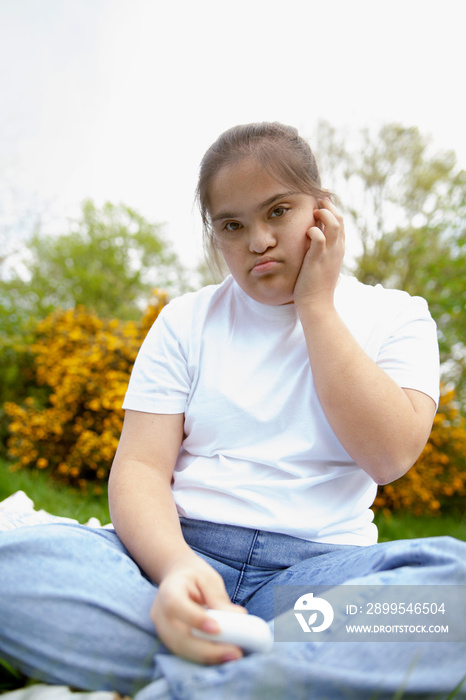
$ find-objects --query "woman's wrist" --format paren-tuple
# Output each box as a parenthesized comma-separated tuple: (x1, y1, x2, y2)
(295, 297, 338, 327)
(157, 546, 205, 582)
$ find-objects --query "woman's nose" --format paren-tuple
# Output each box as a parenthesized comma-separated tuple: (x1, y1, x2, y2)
(248, 223, 277, 253)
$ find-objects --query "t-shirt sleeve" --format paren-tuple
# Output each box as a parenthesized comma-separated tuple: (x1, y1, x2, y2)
(376, 295, 440, 407)
(122, 301, 191, 414)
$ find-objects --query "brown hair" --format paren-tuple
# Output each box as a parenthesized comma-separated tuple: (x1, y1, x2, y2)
(196, 122, 330, 275)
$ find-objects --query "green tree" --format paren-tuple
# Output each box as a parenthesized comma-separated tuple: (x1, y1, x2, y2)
(314, 121, 466, 406)
(0, 199, 190, 453)
(0, 199, 189, 330)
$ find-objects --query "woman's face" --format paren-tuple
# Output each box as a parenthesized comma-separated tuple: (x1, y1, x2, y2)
(208, 157, 318, 306)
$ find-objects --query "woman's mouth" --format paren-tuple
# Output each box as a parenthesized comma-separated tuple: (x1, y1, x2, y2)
(251, 258, 281, 275)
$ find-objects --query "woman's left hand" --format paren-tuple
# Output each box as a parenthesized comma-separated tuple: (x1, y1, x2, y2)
(293, 197, 345, 312)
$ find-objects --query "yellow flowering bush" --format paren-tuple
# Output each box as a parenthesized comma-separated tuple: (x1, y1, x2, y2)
(5, 291, 167, 491)
(374, 387, 466, 515)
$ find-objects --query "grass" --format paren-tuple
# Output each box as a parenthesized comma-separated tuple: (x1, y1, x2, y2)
(374, 508, 466, 542)
(0, 458, 110, 525)
(0, 658, 27, 693)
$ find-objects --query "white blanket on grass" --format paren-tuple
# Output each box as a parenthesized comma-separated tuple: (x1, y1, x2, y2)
(0, 491, 110, 531)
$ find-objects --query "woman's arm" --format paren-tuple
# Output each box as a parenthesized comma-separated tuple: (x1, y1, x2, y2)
(294, 199, 436, 485)
(299, 305, 436, 484)
(108, 409, 245, 663)
(109, 410, 188, 581)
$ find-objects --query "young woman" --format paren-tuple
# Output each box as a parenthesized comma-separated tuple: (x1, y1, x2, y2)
(1, 123, 465, 699)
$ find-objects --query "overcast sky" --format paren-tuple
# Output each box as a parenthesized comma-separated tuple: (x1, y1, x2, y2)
(1, 0, 465, 273)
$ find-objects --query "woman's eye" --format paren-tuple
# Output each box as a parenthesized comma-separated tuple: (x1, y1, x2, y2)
(270, 207, 288, 218)
(224, 221, 242, 232)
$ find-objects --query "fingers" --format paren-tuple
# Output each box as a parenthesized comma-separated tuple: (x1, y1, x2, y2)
(203, 581, 248, 616)
(316, 196, 343, 220)
(304, 198, 345, 265)
(151, 559, 246, 665)
(311, 198, 345, 245)
(294, 197, 345, 308)
(158, 606, 245, 665)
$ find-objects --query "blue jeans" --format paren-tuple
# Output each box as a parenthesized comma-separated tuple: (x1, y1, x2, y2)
(0, 519, 465, 699)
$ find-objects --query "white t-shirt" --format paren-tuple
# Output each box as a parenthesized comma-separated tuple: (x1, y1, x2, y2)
(123, 275, 439, 546)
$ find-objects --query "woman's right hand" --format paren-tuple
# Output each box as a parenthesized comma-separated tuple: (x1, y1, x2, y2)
(150, 554, 248, 664)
